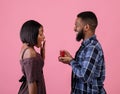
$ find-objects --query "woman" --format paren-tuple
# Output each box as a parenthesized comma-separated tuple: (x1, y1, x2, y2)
(18, 20, 46, 94)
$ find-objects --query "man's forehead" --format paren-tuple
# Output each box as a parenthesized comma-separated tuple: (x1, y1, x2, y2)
(75, 18, 82, 24)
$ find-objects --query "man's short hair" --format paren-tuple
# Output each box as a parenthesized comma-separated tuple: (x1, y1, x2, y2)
(77, 11, 98, 31)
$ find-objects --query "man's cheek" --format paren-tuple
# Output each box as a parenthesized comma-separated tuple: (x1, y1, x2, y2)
(77, 27, 81, 32)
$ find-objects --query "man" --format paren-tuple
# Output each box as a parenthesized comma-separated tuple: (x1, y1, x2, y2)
(59, 11, 106, 94)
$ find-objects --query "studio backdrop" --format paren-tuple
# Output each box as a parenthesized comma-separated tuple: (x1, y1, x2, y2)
(0, 0, 120, 94)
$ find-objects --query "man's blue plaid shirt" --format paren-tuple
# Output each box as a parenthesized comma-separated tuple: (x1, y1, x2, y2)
(70, 35, 106, 94)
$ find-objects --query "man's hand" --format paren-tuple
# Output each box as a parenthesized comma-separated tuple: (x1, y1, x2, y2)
(58, 50, 73, 64)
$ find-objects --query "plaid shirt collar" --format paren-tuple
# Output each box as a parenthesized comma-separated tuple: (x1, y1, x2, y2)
(81, 34, 96, 47)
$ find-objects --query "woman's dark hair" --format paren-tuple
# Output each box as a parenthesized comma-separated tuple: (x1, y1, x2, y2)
(77, 11, 98, 31)
(20, 20, 42, 46)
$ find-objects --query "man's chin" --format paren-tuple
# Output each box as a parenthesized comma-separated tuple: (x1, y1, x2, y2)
(76, 33, 84, 42)
(76, 38, 82, 42)
(76, 36, 83, 42)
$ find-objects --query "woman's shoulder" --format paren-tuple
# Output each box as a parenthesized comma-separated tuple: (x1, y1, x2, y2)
(20, 47, 37, 60)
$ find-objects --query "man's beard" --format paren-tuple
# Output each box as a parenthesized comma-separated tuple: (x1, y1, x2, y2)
(76, 29, 84, 41)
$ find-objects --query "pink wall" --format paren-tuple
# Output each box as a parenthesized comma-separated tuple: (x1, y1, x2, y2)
(0, 0, 120, 94)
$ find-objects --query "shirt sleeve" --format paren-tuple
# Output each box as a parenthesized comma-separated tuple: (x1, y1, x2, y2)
(23, 58, 40, 83)
(70, 46, 99, 83)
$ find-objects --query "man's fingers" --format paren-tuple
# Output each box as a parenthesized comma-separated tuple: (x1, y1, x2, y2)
(58, 57, 65, 62)
(63, 50, 72, 57)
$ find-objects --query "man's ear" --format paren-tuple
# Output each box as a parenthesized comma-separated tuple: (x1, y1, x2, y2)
(84, 24, 90, 31)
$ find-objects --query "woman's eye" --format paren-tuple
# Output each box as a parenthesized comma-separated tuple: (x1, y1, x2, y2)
(40, 33, 43, 36)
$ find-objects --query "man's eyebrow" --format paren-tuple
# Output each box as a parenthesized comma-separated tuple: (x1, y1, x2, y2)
(75, 22, 78, 25)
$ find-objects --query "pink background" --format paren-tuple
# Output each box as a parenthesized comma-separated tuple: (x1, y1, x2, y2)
(0, 0, 120, 94)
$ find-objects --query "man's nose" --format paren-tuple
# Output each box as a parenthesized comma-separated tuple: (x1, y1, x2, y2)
(74, 27, 77, 32)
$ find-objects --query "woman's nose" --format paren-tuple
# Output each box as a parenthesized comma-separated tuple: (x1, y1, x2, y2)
(43, 35, 45, 39)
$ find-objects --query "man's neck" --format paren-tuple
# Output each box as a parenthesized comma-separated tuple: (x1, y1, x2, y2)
(83, 32, 95, 41)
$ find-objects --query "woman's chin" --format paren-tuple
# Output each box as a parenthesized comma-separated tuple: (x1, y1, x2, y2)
(35, 44, 41, 48)
(39, 44, 42, 48)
